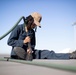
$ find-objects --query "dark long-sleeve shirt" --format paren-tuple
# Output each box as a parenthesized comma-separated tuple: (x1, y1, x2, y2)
(7, 24, 36, 55)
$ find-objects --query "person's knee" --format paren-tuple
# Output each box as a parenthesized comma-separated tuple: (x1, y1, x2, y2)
(13, 47, 21, 51)
(13, 47, 27, 60)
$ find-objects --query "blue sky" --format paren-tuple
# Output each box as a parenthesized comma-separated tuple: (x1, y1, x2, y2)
(0, 0, 76, 54)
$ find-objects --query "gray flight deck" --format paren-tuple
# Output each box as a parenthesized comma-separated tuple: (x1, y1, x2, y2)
(0, 54, 76, 75)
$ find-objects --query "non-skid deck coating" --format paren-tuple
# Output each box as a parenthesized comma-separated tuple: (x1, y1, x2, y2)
(0, 54, 76, 75)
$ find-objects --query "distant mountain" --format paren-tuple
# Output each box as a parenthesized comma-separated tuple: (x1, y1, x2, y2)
(57, 48, 74, 53)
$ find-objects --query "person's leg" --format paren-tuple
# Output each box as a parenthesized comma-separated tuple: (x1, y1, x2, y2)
(13, 47, 27, 60)
(35, 50, 70, 59)
(35, 50, 54, 59)
(52, 53, 70, 59)
(35, 50, 41, 59)
(10, 49, 18, 59)
(45, 51, 70, 59)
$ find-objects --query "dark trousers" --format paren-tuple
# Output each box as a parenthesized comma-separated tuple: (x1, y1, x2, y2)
(35, 50, 70, 59)
(11, 47, 35, 60)
(11, 47, 70, 60)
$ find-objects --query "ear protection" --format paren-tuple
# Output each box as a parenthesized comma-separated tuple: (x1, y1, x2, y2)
(25, 15, 34, 25)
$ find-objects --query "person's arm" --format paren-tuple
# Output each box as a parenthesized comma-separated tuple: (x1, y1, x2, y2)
(7, 25, 24, 47)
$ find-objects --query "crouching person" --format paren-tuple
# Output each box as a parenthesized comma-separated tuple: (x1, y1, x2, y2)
(7, 12, 42, 61)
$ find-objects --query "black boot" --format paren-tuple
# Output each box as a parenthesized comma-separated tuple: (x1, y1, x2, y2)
(69, 50, 76, 59)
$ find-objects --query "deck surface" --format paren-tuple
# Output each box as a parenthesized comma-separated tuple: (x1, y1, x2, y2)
(0, 54, 76, 75)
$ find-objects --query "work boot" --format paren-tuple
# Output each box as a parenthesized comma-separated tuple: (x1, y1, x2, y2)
(26, 53, 33, 61)
(69, 50, 76, 59)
